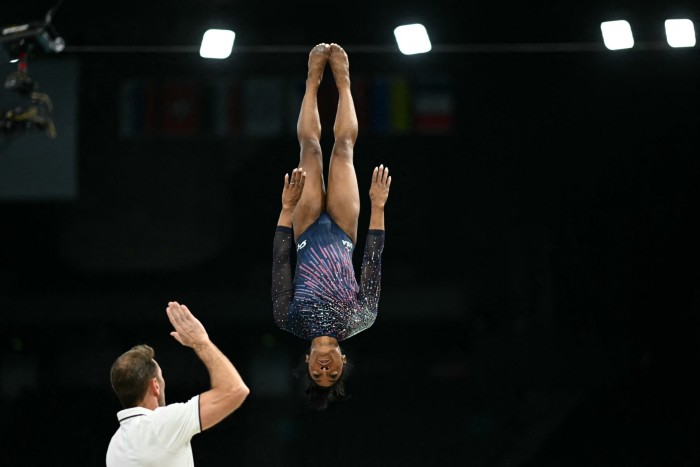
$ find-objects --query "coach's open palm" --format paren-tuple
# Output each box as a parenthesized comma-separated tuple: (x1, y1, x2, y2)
(166, 301, 210, 348)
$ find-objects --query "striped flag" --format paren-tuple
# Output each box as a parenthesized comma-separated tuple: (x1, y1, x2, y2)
(390, 77, 410, 134)
(119, 79, 203, 139)
(369, 76, 411, 135)
(413, 76, 454, 133)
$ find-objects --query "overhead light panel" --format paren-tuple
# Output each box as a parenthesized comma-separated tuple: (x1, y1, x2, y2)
(200, 29, 235, 59)
(394, 23, 432, 55)
(665, 19, 696, 48)
(600, 20, 634, 50)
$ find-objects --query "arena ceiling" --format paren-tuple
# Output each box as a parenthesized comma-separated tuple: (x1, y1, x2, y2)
(3, 0, 696, 57)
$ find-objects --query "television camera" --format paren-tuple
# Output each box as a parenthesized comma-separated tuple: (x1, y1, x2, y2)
(1, 2, 65, 140)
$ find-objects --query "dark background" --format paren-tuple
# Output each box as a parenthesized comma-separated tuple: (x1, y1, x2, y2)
(1, 1, 699, 466)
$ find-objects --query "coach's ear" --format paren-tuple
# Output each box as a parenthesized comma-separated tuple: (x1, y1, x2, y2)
(151, 377, 161, 397)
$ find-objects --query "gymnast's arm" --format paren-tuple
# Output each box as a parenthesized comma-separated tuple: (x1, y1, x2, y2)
(272, 226, 294, 328)
(368, 164, 390, 231)
(358, 164, 391, 310)
(272, 168, 305, 329)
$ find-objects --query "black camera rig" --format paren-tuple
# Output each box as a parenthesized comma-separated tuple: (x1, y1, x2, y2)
(1, 1, 65, 140)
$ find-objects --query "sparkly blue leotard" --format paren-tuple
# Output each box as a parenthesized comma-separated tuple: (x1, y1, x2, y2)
(272, 212, 385, 341)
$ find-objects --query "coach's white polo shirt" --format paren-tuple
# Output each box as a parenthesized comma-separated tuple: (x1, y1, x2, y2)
(106, 395, 201, 466)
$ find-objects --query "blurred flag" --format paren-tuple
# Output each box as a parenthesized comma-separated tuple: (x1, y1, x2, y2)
(370, 76, 411, 135)
(390, 77, 411, 134)
(161, 80, 200, 137)
(370, 77, 390, 134)
(211, 78, 242, 137)
(243, 77, 284, 137)
(119, 79, 202, 139)
(414, 76, 454, 133)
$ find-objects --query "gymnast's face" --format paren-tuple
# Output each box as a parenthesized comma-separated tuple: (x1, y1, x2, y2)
(306, 343, 346, 387)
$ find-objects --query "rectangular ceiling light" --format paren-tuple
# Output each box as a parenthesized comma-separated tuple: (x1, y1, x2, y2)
(600, 20, 634, 50)
(394, 23, 432, 55)
(200, 29, 235, 59)
(665, 19, 696, 48)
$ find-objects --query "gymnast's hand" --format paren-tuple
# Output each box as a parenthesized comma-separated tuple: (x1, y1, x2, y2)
(166, 301, 210, 349)
(282, 167, 306, 211)
(369, 164, 391, 209)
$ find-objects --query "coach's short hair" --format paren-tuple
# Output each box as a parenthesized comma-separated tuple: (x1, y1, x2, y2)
(110, 344, 158, 408)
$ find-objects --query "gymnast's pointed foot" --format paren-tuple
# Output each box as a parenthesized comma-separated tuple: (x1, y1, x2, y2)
(307, 43, 330, 86)
(329, 43, 350, 89)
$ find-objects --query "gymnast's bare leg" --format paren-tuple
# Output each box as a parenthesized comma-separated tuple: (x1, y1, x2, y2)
(326, 43, 360, 245)
(291, 43, 330, 241)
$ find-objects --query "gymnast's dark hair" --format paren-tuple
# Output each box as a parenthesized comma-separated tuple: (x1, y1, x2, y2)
(293, 354, 353, 411)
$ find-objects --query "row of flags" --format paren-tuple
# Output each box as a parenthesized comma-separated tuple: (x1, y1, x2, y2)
(119, 74, 454, 139)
